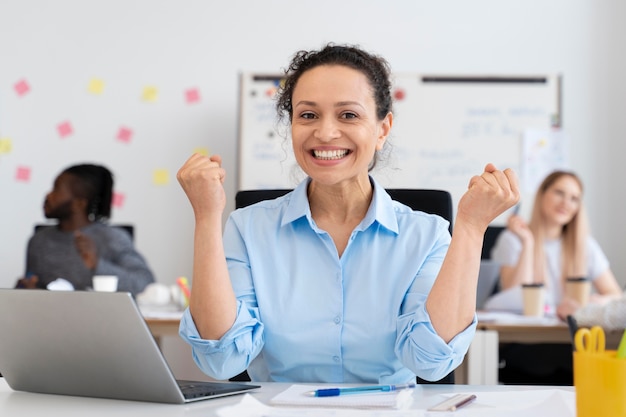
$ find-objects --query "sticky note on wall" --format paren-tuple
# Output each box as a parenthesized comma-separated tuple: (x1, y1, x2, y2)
(15, 166, 31, 182)
(142, 86, 159, 102)
(88, 78, 105, 95)
(153, 169, 169, 185)
(193, 147, 209, 156)
(57, 121, 73, 138)
(0, 137, 12, 154)
(185, 88, 200, 104)
(13, 79, 30, 96)
(116, 127, 133, 143)
(112, 192, 125, 208)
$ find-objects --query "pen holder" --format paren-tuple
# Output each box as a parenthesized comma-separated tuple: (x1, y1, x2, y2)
(574, 349, 626, 417)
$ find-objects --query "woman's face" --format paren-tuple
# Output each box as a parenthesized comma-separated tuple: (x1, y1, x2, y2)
(290, 64, 391, 187)
(540, 175, 582, 227)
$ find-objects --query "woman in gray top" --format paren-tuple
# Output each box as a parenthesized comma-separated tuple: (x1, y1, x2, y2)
(16, 164, 154, 296)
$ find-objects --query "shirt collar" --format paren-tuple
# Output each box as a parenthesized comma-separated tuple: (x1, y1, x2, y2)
(281, 177, 399, 235)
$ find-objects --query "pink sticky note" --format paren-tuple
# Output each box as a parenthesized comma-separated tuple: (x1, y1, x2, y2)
(112, 192, 125, 208)
(185, 88, 200, 104)
(116, 127, 133, 143)
(16, 166, 31, 182)
(57, 121, 73, 138)
(14, 79, 31, 96)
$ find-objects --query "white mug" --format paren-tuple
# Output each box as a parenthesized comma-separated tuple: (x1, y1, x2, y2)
(92, 275, 118, 292)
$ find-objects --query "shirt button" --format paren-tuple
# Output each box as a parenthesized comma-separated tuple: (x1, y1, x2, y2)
(334, 316, 341, 324)
(333, 356, 340, 362)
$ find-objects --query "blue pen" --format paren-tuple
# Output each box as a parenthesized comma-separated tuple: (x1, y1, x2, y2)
(304, 383, 417, 397)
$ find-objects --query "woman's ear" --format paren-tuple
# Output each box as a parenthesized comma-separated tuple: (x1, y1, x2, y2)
(376, 112, 393, 151)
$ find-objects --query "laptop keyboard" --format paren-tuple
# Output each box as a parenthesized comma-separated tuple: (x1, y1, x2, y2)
(177, 380, 241, 400)
(179, 381, 219, 399)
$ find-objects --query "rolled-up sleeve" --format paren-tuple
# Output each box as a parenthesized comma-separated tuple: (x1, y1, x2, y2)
(395, 298, 477, 381)
(178, 300, 264, 380)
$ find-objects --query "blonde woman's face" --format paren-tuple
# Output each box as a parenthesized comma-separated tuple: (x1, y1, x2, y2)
(540, 175, 582, 226)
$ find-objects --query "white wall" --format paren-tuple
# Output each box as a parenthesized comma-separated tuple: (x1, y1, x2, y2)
(1, 0, 625, 290)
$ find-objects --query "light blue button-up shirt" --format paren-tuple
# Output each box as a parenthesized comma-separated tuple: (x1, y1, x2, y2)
(180, 177, 477, 383)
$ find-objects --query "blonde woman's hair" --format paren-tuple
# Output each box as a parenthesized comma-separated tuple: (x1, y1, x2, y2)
(528, 171, 589, 286)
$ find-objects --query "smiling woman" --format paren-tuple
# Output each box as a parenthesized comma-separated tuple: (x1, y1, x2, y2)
(491, 170, 622, 310)
(490, 170, 622, 385)
(176, 43, 519, 384)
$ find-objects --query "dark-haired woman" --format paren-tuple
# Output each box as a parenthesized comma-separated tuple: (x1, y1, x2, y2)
(16, 164, 154, 296)
(177, 44, 519, 383)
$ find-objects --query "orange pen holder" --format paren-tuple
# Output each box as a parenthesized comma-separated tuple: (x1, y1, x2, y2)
(574, 350, 626, 417)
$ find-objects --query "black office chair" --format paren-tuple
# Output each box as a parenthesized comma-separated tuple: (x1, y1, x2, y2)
(232, 188, 456, 384)
(34, 223, 135, 240)
(481, 225, 505, 260)
(236, 188, 453, 234)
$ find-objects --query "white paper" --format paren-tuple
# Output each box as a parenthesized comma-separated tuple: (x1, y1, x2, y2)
(217, 394, 422, 417)
(215, 388, 575, 417)
(269, 384, 415, 409)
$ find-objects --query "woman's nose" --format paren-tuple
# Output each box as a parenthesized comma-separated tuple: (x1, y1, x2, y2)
(314, 118, 341, 141)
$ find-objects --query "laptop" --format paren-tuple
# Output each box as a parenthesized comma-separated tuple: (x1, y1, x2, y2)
(0, 289, 259, 403)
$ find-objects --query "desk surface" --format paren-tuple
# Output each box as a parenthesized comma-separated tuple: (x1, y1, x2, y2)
(0, 378, 573, 417)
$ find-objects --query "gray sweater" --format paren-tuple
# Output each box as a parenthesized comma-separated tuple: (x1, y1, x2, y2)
(25, 223, 154, 296)
(574, 292, 626, 331)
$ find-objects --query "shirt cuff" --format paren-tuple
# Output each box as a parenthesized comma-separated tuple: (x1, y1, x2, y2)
(178, 300, 264, 379)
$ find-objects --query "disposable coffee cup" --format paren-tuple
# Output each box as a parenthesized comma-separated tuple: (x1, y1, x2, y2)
(92, 275, 118, 292)
(522, 283, 545, 317)
(565, 277, 591, 306)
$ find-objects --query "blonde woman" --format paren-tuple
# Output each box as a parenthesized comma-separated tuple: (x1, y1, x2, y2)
(492, 170, 621, 311)
(490, 170, 621, 384)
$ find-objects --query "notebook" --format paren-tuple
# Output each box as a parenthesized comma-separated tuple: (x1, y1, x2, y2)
(0, 289, 259, 403)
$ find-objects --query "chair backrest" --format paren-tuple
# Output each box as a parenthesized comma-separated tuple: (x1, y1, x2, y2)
(235, 188, 454, 233)
(34, 224, 134, 241)
(235, 189, 291, 209)
(476, 260, 501, 309)
(386, 189, 453, 234)
(481, 225, 505, 259)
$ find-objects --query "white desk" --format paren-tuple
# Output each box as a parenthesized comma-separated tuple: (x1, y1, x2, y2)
(0, 378, 573, 416)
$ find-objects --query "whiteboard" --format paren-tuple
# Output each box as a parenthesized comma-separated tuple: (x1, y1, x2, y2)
(237, 73, 561, 220)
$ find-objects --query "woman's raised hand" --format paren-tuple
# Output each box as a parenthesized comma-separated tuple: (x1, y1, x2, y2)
(177, 153, 227, 219)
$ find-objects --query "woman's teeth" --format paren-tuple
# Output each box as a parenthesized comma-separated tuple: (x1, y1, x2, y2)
(313, 149, 349, 160)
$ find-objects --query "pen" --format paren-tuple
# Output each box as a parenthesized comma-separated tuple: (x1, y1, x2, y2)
(450, 394, 476, 411)
(304, 383, 417, 397)
(617, 329, 626, 359)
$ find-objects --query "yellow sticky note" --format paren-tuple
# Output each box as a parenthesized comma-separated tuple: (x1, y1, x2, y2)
(142, 86, 159, 102)
(88, 78, 105, 95)
(0, 137, 12, 154)
(193, 147, 209, 156)
(153, 169, 169, 185)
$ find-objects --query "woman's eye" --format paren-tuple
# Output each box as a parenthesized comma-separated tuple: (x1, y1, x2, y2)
(300, 112, 316, 119)
(341, 112, 358, 119)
